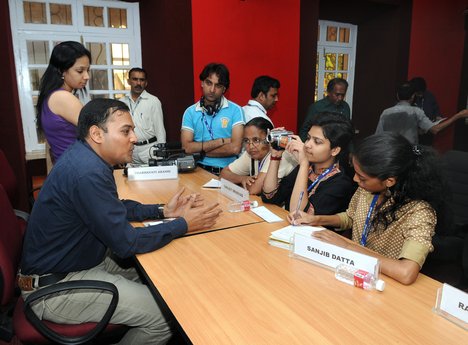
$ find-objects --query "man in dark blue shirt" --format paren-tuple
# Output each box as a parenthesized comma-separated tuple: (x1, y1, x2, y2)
(20, 98, 221, 344)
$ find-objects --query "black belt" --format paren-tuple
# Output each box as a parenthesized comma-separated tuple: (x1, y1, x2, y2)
(135, 136, 157, 146)
(198, 163, 222, 175)
(18, 272, 68, 291)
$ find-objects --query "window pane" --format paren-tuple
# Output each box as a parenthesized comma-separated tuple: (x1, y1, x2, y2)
(338, 54, 349, 71)
(326, 26, 337, 42)
(108, 8, 127, 29)
(50, 3, 72, 25)
(23, 1, 46, 24)
(111, 43, 130, 66)
(27, 41, 49, 64)
(86, 42, 107, 65)
(325, 53, 336, 71)
(29, 68, 46, 91)
(337, 73, 348, 80)
(339, 28, 350, 43)
(113, 69, 128, 91)
(84, 6, 104, 27)
(89, 70, 108, 90)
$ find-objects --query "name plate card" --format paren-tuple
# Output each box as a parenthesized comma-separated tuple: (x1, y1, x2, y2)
(291, 233, 380, 277)
(127, 165, 178, 181)
(434, 283, 468, 330)
(220, 178, 249, 202)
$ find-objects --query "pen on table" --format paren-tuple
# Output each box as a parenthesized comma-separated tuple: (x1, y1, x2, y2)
(293, 191, 304, 225)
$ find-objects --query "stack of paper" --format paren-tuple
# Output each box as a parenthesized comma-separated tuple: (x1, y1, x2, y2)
(269, 225, 322, 249)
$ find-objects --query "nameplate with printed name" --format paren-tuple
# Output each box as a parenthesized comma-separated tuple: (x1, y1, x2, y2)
(220, 178, 249, 202)
(434, 283, 468, 329)
(292, 233, 380, 277)
(127, 165, 178, 181)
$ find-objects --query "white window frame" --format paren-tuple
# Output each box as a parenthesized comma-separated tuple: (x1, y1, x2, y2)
(9, 0, 141, 160)
(316, 20, 358, 115)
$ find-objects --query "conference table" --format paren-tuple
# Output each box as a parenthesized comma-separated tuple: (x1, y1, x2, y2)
(115, 167, 265, 232)
(116, 168, 467, 344)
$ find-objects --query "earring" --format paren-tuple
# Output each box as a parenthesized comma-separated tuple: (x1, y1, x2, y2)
(61, 76, 64, 80)
(385, 187, 392, 198)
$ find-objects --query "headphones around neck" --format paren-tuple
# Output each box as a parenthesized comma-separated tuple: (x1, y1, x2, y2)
(200, 96, 221, 116)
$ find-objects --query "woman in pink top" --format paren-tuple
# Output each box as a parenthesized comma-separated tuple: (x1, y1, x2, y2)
(37, 41, 91, 162)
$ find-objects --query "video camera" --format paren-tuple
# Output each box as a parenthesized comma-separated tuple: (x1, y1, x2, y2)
(267, 129, 294, 150)
(148, 143, 200, 172)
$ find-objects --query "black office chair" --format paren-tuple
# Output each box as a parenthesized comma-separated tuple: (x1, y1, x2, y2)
(421, 150, 468, 289)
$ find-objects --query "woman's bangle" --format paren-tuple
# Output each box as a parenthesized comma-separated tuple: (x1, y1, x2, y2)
(221, 138, 225, 145)
(270, 156, 282, 161)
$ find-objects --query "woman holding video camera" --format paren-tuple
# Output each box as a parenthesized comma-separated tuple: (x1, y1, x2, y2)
(288, 132, 443, 284)
(220, 117, 297, 194)
(262, 112, 355, 216)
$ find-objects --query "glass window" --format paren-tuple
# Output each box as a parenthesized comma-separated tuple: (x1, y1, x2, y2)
(108, 8, 127, 29)
(339, 28, 350, 43)
(50, 3, 72, 25)
(27, 40, 49, 64)
(326, 26, 337, 42)
(316, 20, 357, 114)
(325, 53, 336, 70)
(89, 70, 109, 90)
(86, 42, 107, 65)
(113, 69, 128, 91)
(111, 43, 130, 66)
(29, 68, 46, 91)
(23, 1, 46, 24)
(84, 6, 104, 27)
(337, 54, 348, 70)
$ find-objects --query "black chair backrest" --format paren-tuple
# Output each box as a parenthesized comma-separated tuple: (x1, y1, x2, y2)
(441, 150, 468, 228)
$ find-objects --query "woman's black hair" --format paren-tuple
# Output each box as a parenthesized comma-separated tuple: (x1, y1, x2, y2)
(353, 132, 445, 232)
(244, 117, 274, 136)
(36, 41, 91, 131)
(307, 112, 354, 174)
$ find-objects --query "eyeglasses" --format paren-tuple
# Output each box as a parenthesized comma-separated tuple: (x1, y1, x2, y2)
(242, 137, 269, 146)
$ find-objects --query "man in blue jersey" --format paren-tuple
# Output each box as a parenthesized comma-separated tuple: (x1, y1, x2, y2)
(181, 63, 244, 175)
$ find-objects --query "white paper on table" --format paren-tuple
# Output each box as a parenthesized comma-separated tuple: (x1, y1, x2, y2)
(251, 206, 284, 223)
(202, 178, 221, 188)
(270, 225, 321, 243)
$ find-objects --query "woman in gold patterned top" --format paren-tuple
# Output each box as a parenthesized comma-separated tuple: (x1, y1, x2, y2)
(289, 132, 444, 285)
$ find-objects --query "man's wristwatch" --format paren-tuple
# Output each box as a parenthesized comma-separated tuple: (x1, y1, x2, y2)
(157, 205, 165, 219)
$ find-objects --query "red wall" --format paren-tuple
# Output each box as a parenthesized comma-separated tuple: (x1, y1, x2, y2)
(408, 0, 467, 151)
(191, 0, 301, 131)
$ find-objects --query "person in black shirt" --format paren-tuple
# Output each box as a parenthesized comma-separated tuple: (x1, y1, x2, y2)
(262, 112, 355, 217)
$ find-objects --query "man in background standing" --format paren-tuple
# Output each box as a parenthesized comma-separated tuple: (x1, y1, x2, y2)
(243, 75, 280, 125)
(299, 78, 350, 141)
(122, 67, 166, 164)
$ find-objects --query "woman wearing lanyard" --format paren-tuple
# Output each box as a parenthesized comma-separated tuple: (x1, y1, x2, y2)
(37, 41, 91, 163)
(262, 112, 355, 214)
(290, 132, 443, 285)
(220, 117, 297, 195)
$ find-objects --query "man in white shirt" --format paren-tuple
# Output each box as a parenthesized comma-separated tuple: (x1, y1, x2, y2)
(243, 76, 280, 125)
(122, 68, 166, 164)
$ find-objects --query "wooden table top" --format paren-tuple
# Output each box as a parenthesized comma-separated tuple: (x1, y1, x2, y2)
(137, 221, 467, 344)
(114, 167, 269, 232)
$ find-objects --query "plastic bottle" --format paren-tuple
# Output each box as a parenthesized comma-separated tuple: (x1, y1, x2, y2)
(227, 200, 258, 212)
(335, 264, 385, 291)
